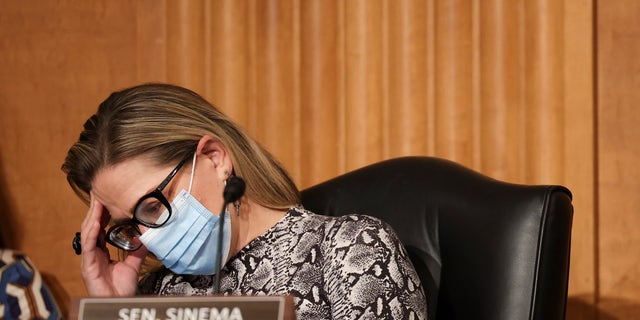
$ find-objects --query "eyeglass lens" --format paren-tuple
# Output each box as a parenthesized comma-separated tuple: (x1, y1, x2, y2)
(107, 224, 143, 251)
(108, 195, 171, 251)
(135, 193, 171, 226)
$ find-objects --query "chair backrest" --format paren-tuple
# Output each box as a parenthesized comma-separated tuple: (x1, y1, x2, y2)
(301, 157, 573, 320)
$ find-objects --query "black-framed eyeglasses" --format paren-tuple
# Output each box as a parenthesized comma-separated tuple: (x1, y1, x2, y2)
(105, 154, 191, 251)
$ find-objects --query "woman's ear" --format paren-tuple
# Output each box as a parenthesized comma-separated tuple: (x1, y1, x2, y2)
(196, 135, 232, 175)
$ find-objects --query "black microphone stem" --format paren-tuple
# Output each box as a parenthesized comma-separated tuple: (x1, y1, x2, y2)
(212, 201, 228, 294)
(213, 175, 245, 294)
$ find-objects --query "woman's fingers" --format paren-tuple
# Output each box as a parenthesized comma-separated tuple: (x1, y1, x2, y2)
(80, 195, 112, 278)
(82, 197, 102, 254)
(124, 246, 148, 274)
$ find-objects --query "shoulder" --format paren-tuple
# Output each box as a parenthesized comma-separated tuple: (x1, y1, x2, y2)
(294, 212, 427, 319)
(315, 211, 402, 249)
(292, 206, 395, 233)
(283, 207, 404, 255)
(290, 207, 405, 261)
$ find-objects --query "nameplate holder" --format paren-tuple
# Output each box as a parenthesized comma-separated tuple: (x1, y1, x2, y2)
(69, 295, 296, 320)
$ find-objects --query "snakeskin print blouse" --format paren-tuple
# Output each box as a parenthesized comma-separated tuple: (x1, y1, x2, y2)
(138, 206, 427, 319)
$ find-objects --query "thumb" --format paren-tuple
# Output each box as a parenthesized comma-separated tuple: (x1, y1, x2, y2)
(124, 246, 149, 273)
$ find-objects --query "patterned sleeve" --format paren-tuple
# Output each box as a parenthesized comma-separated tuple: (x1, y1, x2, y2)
(323, 215, 427, 319)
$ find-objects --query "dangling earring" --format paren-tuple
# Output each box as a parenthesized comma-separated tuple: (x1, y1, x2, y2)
(224, 171, 241, 216)
(234, 201, 241, 217)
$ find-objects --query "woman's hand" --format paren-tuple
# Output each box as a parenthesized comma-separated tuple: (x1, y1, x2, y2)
(79, 194, 148, 297)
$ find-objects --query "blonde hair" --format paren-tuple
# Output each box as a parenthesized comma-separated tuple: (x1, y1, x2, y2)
(62, 83, 300, 209)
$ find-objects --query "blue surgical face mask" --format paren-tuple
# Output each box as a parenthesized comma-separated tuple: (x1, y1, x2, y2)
(138, 154, 232, 275)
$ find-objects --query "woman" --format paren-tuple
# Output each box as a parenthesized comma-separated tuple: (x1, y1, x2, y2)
(62, 83, 427, 319)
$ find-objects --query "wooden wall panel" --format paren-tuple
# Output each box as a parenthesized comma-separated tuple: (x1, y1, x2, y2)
(299, 0, 343, 186)
(384, 0, 430, 158)
(477, 0, 526, 180)
(563, 0, 597, 318)
(523, 0, 567, 184)
(168, 0, 304, 179)
(159, 0, 596, 317)
(0, 0, 167, 315)
(343, 0, 385, 169)
(204, 0, 250, 123)
(597, 0, 640, 318)
(166, 0, 206, 92)
(433, 0, 476, 165)
(250, 0, 301, 178)
(2, 0, 623, 318)
(136, 0, 167, 82)
(162, 3, 597, 319)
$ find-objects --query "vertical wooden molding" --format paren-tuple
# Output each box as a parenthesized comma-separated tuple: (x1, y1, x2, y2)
(136, 0, 167, 83)
(562, 0, 596, 317)
(337, 0, 347, 175)
(299, 0, 342, 187)
(381, 0, 390, 159)
(426, 0, 436, 155)
(252, 0, 298, 174)
(596, 0, 640, 318)
(166, 0, 205, 92)
(478, 0, 502, 177)
(476, 0, 527, 181)
(385, 0, 429, 158)
(291, 0, 302, 183)
(523, 0, 566, 184)
(344, 0, 384, 170)
(246, 0, 258, 136)
(471, 0, 482, 171)
(203, 0, 249, 124)
(434, 0, 474, 165)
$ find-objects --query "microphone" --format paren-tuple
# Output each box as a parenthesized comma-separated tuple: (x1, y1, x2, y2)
(223, 176, 246, 203)
(213, 175, 246, 294)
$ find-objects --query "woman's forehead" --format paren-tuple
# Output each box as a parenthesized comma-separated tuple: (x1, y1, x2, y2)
(92, 158, 169, 218)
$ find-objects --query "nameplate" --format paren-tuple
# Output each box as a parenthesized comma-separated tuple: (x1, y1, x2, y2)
(70, 296, 296, 320)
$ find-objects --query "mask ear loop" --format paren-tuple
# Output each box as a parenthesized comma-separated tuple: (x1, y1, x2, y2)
(187, 152, 197, 193)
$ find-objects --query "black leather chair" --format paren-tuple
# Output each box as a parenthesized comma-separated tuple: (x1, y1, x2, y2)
(301, 157, 573, 320)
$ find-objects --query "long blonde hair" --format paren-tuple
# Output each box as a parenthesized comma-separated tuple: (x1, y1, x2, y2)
(62, 83, 300, 209)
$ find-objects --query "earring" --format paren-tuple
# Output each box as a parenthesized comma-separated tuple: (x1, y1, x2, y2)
(223, 171, 230, 185)
(234, 201, 241, 216)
